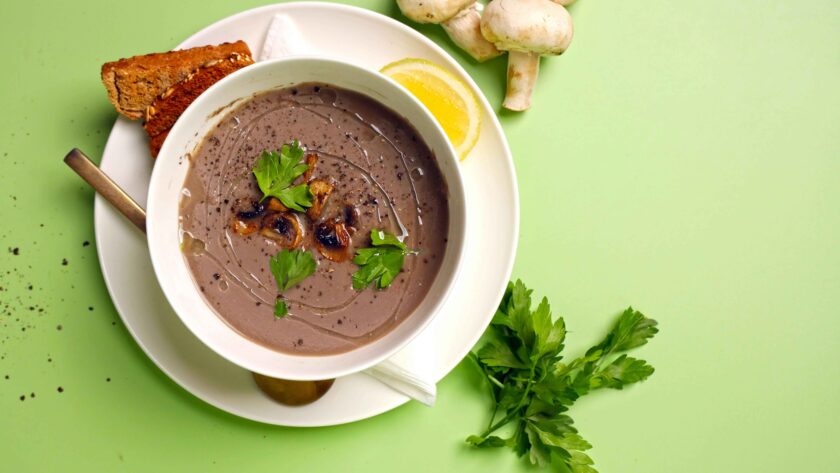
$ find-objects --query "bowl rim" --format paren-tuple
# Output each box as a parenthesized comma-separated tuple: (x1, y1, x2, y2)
(145, 56, 467, 380)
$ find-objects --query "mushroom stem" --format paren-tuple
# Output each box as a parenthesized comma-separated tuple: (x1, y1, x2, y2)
(441, 4, 501, 62)
(504, 51, 540, 111)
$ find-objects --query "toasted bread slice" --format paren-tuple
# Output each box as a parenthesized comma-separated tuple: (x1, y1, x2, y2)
(144, 53, 253, 138)
(101, 41, 252, 120)
(144, 53, 254, 157)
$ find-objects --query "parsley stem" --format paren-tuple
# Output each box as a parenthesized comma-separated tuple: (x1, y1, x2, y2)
(487, 374, 505, 389)
(486, 403, 499, 432)
(481, 365, 537, 437)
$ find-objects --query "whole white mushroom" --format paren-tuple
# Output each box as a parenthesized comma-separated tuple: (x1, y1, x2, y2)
(397, 0, 502, 62)
(481, 0, 574, 111)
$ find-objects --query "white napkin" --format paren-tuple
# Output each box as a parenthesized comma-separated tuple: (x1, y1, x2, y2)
(258, 13, 437, 406)
(258, 13, 313, 60)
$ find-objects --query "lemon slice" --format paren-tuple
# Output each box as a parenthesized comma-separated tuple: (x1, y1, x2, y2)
(381, 58, 481, 160)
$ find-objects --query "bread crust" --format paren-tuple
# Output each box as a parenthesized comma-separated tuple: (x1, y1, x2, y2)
(144, 52, 254, 157)
(148, 129, 170, 158)
(144, 53, 253, 138)
(101, 41, 252, 120)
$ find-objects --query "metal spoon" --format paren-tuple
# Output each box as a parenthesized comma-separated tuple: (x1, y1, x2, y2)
(64, 148, 334, 406)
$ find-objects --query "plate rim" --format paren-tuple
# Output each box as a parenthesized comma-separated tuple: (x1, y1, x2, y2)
(94, 1, 519, 426)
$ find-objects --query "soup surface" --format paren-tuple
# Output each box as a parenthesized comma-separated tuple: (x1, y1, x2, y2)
(179, 83, 449, 355)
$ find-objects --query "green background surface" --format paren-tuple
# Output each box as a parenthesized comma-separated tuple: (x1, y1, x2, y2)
(1, 0, 838, 471)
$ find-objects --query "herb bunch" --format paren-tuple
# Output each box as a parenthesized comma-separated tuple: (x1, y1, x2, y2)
(467, 280, 659, 473)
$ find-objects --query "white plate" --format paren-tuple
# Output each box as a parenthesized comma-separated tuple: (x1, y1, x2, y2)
(95, 2, 518, 426)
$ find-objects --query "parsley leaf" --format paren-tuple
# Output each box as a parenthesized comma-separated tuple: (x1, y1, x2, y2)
(586, 307, 659, 357)
(268, 249, 317, 317)
(467, 280, 659, 473)
(590, 354, 655, 390)
(252, 141, 313, 211)
(370, 229, 407, 250)
(275, 184, 313, 212)
(351, 229, 415, 290)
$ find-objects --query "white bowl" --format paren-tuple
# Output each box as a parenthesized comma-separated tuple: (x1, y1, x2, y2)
(146, 57, 466, 381)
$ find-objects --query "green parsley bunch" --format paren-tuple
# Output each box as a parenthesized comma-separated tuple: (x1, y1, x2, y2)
(467, 280, 659, 473)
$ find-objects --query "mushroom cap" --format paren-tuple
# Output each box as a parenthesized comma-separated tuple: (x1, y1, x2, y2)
(481, 0, 574, 55)
(397, 0, 475, 24)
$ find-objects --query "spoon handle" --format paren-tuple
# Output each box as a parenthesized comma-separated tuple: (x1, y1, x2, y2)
(64, 148, 147, 233)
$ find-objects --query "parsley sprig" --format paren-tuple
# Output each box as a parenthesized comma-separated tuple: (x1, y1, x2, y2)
(252, 141, 313, 212)
(269, 249, 317, 317)
(352, 229, 415, 290)
(467, 280, 659, 473)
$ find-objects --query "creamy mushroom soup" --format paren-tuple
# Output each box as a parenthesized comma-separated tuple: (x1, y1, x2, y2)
(179, 83, 450, 355)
